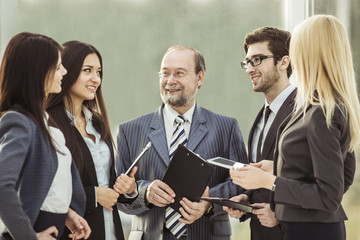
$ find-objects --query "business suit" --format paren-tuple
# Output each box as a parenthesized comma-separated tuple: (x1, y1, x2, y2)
(0, 111, 85, 240)
(48, 105, 127, 240)
(272, 103, 355, 239)
(242, 89, 296, 240)
(116, 104, 248, 240)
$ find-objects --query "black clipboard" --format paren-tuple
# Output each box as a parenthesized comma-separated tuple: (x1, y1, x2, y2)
(162, 145, 215, 214)
(199, 197, 257, 213)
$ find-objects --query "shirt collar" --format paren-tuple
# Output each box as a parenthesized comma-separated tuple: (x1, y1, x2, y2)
(65, 105, 93, 126)
(265, 84, 296, 115)
(163, 103, 195, 125)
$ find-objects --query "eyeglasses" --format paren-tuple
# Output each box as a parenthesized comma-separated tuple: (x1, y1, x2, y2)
(158, 70, 192, 80)
(240, 55, 278, 70)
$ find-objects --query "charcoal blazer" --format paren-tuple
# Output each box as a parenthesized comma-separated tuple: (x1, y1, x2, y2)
(273, 103, 355, 222)
(48, 104, 129, 240)
(115, 104, 248, 240)
(0, 111, 85, 240)
(242, 89, 296, 240)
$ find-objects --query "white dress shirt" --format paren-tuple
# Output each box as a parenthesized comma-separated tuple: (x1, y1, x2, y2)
(67, 107, 116, 240)
(163, 103, 195, 150)
(41, 113, 72, 213)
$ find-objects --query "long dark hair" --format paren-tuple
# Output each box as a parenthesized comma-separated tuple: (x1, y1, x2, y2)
(46, 41, 112, 174)
(0, 32, 62, 145)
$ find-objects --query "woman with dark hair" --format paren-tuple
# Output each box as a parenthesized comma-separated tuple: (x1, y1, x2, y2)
(0, 32, 90, 240)
(46, 40, 137, 240)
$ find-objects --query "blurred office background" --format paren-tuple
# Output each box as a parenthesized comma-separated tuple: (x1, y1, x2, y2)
(1, 0, 359, 239)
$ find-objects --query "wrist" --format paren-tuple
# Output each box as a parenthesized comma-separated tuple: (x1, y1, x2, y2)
(265, 174, 277, 191)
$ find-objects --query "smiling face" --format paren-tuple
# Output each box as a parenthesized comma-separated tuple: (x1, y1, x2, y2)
(159, 49, 204, 114)
(69, 53, 101, 105)
(45, 53, 67, 96)
(245, 41, 280, 95)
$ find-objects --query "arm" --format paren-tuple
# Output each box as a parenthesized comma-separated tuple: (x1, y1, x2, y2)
(115, 125, 155, 215)
(208, 119, 248, 217)
(274, 108, 348, 211)
(0, 112, 37, 239)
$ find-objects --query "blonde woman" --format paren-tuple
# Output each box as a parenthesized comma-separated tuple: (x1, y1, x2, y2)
(229, 15, 360, 240)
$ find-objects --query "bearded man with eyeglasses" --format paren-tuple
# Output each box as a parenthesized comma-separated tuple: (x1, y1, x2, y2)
(115, 45, 248, 240)
(223, 27, 296, 240)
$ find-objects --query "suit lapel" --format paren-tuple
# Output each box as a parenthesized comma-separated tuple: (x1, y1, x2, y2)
(262, 89, 296, 160)
(248, 107, 264, 163)
(187, 105, 208, 151)
(148, 105, 171, 167)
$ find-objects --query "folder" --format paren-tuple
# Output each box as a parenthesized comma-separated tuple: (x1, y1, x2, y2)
(162, 145, 214, 214)
(199, 197, 257, 213)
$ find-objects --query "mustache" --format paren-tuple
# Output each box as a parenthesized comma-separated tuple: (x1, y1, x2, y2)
(165, 85, 182, 90)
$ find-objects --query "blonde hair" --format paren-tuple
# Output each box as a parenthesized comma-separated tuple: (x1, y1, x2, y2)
(290, 15, 360, 151)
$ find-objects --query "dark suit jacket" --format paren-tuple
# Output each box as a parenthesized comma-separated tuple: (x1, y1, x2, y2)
(243, 89, 296, 240)
(48, 106, 128, 240)
(0, 111, 85, 240)
(116, 104, 248, 240)
(273, 103, 355, 223)
(60, 131, 126, 240)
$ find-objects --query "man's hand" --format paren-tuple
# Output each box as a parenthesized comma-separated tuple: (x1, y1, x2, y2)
(65, 208, 91, 239)
(223, 194, 249, 219)
(113, 166, 137, 194)
(146, 180, 175, 207)
(178, 187, 211, 224)
(96, 187, 120, 211)
(252, 203, 279, 228)
(36, 226, 58, 240)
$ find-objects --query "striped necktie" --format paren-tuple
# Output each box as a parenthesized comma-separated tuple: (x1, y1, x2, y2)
(165, 115, 187, 238)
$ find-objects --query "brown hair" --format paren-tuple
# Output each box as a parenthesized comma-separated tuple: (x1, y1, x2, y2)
(244, 27, 292, 78)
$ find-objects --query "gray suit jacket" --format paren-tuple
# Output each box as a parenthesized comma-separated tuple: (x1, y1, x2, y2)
(273, 103, 355, 222)
(0, 111, 85, 240)
(116, 104, 248, 240)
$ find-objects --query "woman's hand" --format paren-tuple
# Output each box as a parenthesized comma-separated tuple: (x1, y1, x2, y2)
(65, 208, 91, 239)
(36, 226, 58, 240)
(96, 187, 120, 211)
(250, 160, 274, 174)
(230, 165, 276, 190)
(113, 166, 137, 195)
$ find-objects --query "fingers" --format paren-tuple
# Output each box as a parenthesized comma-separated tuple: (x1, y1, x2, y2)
(146, 180, 175, 207)
(223, 207, 245, 219)
(250, 162, 262, 168)
(114, 173, 136, 194)
(96, 187, 119, 210)
(68, 218, 91, 239)
(128, 166, 137, 177)
(178, 197, 207, 224)
(201, 186, 210, 197)
(229, 194, 249, 204)
(36, 226, 58, 240)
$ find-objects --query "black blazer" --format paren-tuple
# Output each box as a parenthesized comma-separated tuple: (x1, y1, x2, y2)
(272, 103, 355, 223)
(49, 106, 129, 240)
(243, 89, 296, 240)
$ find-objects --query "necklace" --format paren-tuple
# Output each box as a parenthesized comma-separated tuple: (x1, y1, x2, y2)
(75, 118, 84, 129)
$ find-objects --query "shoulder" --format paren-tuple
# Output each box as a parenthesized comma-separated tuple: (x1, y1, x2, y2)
(0, 111, 36, 132)
(119, 108, 160, 129)
(197, 107, 237, 124)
